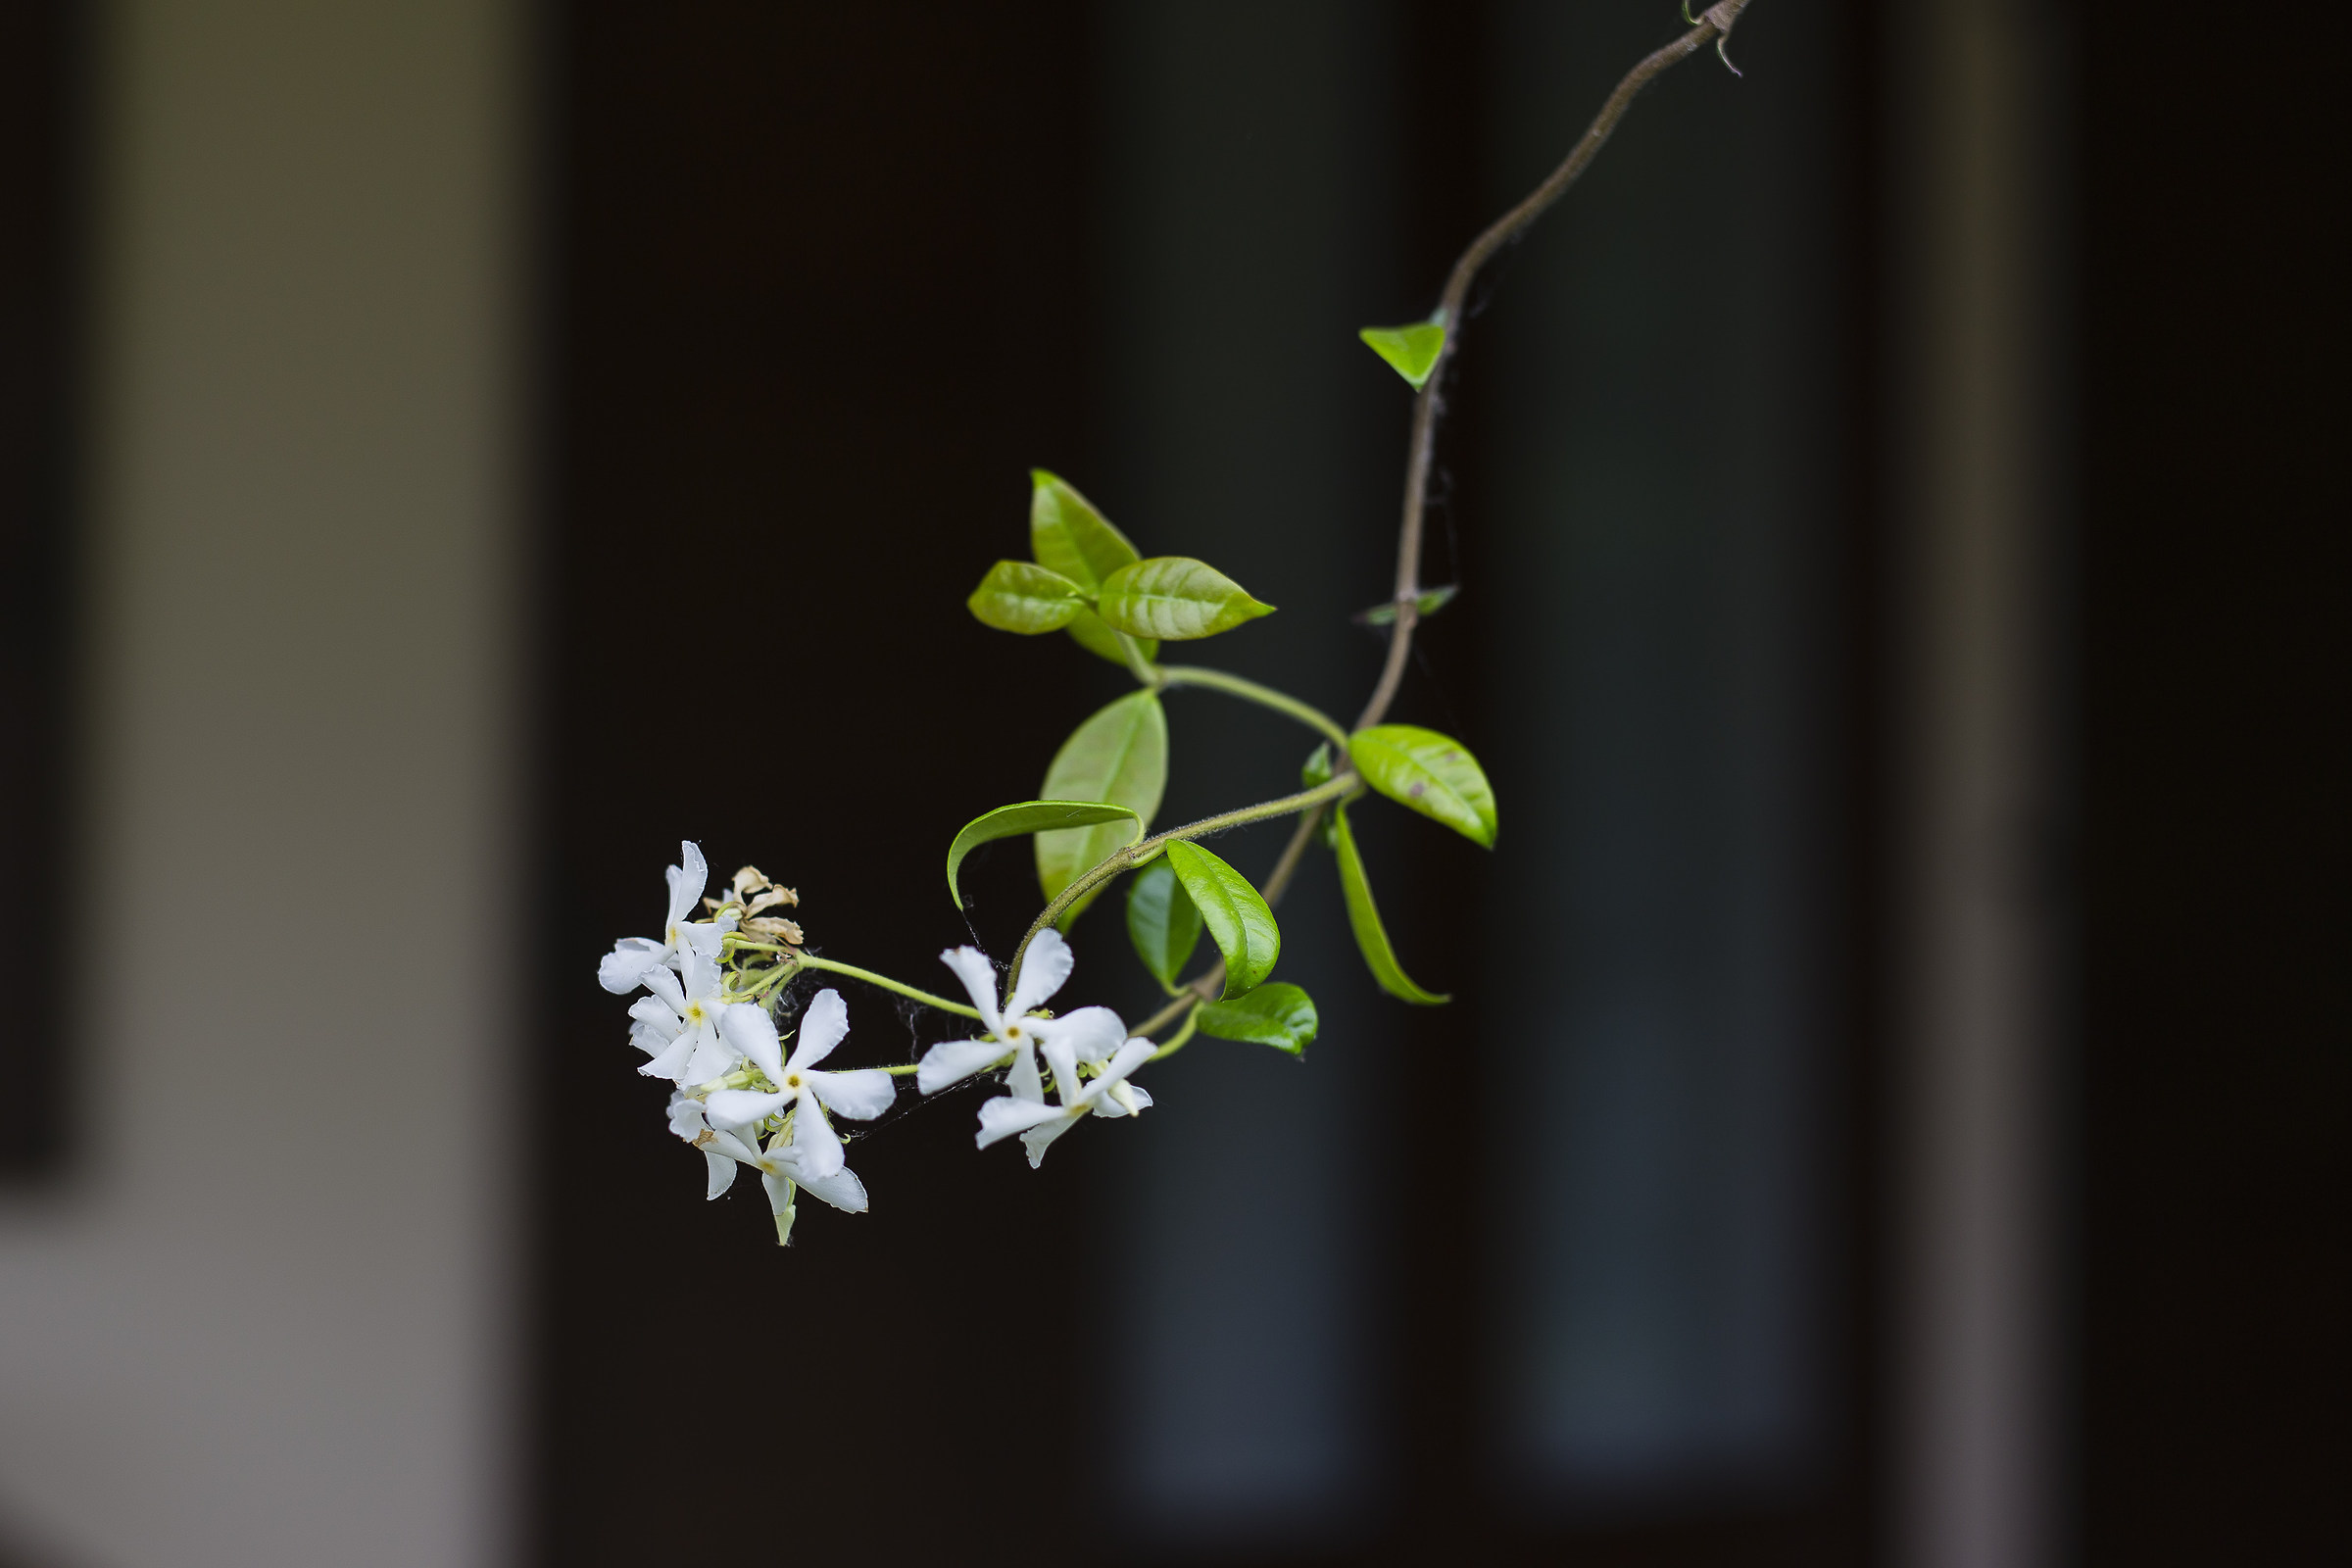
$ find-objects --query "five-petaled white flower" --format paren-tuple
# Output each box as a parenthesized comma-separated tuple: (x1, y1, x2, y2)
(670, 1095, 868, 1246)
(599, 840, 737, 995)
(916, 929, 1126, 1103)
(698, 989, 895, 1180)
(630, 949, 739, 1085)
(976, 1034, 1157, 1166)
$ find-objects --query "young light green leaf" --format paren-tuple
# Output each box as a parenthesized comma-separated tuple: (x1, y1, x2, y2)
(1163, 840, 1280, 998)
(1353, 584, 1459, 627)
(1300, 742, 1333, 789)
(967, 560, 1087, 634)
(1096, 557, 1275, 642)
(1348, 724, 1498, 848)
(1038, 690, 1168, 925)
(1125, 858, 1203, 986)
(1333, 804, 1448, 1004)
(1029, 469, 1140, 590)
(1063, 609, 1158, 668)
(1195, 981, 1318, 1055)
(947, 801, 1142, 910)
(1357, 318, 1447, 389)
(1029, 471, 1160, 666)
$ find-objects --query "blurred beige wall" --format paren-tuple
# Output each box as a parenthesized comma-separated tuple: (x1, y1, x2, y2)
(0, 3, 524, 1564)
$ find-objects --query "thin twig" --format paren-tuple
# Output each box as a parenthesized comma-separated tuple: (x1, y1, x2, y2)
(1353, 0, 1751, 731)
(1141, 2, 1753, 1038)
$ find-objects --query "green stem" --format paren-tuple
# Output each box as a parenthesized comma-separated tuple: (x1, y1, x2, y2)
(1005, 771, 1358, 1002)
(1148, 1007, 1200, 1062)
(789, 956, 985, 1019)
(1116, 631, 1161, 687)
(1153, 664, 1350, 751)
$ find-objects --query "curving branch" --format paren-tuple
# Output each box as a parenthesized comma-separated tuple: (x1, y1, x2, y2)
(1354, 0, 1753, 732)
(1138, 0, 1756, 1038)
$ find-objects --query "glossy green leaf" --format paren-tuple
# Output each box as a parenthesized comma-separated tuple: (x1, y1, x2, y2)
(947, 800, 1142, 910)
(1300, 742, 1333, 789)
(1125, 858, 1203, 986)
(1163, 840, 1280, 998)
(1196, 981, 1318, 1055)
(1029, 471, 1159, 666)
(1354, 584, 1459, 627)
(1358, 318, 1447, 389)
(1348, 724, 1498, 848)
(1096, 557, 1275, 642)
(1063, 608, 1158, 668)
(1038, 690, 1168, 925)
(967, 560, 1086, 634)
(1333, 804, 1448, 1004)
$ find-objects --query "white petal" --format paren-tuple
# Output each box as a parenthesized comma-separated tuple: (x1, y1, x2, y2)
(788, 989, 850, 1070)
(682, 1029, 735, 1087)
(1035, 1004, 1127, 1066)
(638, 1032, 695, 1082)
(707, 1089, 788, 1127)
(976, 1096, 1063, 1150)
(1005, 928, 1073, 1020)
(705, 1150, 739, 1200)
(667, 840, 709, 927)
(915, 1037, 1008, 1096)
(676, 920, 731, 960)
(667, 1096, 710, 1141)
(760, 1169, 795, 1216)
(808, 1068, 895, 1121)
(1005, 1039, 1045, 1103)
(791, 1101, 845, 1180)
(679, 949, 721, 1002)
(598, 939, 664, 994)
(639, 964, 685, 1011)
(627, 995, 684, 1039)
(1040, 1037, 1082, 1103)
(1020, 1115, 1081, 1167)
(1126, 1084, 1153, 1109)
(720, 1004, 785, 1081)
(1098, 1038, 1156, 1090)
(706, 1125, 762, 1164)
(789, 1160, 868, 1213)
(1108, 1081, 1152, 1114)
(938, 947, 1004, 1033)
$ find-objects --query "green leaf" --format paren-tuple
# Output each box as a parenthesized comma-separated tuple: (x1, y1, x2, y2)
(1063, 608, 1157, 668)
(967, 560, 1087, 634)
(1038, 690, 1168, 925)
(1357, 318, 1447, 389)
(1348, 724, 1498, 848)
(1096, 557, 1275, 642)
(1333, 804, 1448, 1004)
(1196, 982, 1318, 1055)
(1300, 742, 1333, 789)
(1163, 840, 1280, 998)
(1125, 858, 1203, 986)
(1029, 471, 1159, 666)
(947, 800, 1143, 910)
(1354, 584, 1459, 627)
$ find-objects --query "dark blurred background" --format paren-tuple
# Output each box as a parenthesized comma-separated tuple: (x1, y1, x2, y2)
(1, 3, 2338, 1566)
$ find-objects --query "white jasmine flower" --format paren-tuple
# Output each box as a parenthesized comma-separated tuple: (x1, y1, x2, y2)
(599, 840, 738, 994)
(630, 949, 738, 1085)
(698, 989, 894, 1181)
(670, 1095, 867, 1246)
(975, 1035, 1157, 1167)
(915, 929, 1127, 1102)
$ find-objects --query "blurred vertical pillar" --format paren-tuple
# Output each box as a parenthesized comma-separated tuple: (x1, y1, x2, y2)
(1097, 0, 1401, 1544)
(1890, 1, 2069, 1566)
(0, 2, 524, 1564)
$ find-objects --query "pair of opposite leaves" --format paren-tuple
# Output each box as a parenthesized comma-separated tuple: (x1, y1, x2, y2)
(968, 472, 1274, 648)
